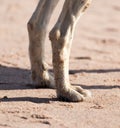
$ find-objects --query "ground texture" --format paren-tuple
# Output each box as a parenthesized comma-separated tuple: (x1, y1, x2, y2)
(0, 0, 120, 128)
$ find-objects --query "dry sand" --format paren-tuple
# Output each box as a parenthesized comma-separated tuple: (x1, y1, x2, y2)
(0, 0, 120, 128)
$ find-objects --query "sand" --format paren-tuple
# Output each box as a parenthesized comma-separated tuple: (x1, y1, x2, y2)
(0, 0, 120, 128)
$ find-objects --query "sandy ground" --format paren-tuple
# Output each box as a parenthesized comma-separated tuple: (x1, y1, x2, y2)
(0, 0, 120, 128)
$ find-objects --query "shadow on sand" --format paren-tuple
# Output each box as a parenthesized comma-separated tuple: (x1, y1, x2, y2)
(0, 96, 57, 104)
(0, 64, 120, 90)
(0, 65, 32, 90)
(0, 64, 120, 103)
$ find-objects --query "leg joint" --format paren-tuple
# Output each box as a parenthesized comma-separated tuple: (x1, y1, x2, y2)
(49, 28, 68, 46)
(82, 0, 92, 12)
(27, 19, 46, 34)
(27, 20, 34, 32)
(49, 28, 61, 41)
